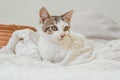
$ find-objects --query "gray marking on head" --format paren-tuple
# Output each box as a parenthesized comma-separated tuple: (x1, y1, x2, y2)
(41, 16, 68, 34)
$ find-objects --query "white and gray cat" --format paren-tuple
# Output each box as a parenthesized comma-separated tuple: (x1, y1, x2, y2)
(4, 7, 92, 65)
(38, 7, 90, 64)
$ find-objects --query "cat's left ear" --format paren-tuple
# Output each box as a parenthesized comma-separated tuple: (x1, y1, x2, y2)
(39, 7, 51, 24)
(62, 10, 73, 22)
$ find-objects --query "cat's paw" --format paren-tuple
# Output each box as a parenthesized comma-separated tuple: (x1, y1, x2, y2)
(59, 61, 68, 66)
(13, 29, 33, 39)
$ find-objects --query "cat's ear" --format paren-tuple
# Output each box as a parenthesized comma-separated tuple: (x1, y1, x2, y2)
(62, 10, 73, 22)
(39, 7, 51, 24)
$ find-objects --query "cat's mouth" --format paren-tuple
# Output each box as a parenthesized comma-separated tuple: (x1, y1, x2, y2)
(57, 36, 66, 41)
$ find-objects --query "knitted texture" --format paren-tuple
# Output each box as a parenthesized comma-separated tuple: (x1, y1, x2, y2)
(0, 29, 120, 80)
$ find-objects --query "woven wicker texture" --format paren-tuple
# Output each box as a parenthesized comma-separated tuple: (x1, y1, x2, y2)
(0, 24, 36, 48)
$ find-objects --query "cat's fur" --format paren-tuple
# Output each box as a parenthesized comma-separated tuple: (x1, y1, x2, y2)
(38, 7, 84, 63)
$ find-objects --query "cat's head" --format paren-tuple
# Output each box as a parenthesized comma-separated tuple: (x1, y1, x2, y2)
(39, 7, 73, 41)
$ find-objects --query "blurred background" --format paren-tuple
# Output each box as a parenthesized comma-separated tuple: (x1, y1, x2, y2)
(0, 0, 120, 27)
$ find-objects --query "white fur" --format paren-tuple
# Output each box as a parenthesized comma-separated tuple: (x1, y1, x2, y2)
(54, 20, 69, 40)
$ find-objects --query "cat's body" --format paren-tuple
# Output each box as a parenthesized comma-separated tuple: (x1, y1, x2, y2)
(38, 33, 72, 62)
(38, 31, 86, 63)
(38, 7, 85, 63)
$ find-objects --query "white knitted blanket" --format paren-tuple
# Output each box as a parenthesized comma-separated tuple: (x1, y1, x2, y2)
(0, 29, 120, 80)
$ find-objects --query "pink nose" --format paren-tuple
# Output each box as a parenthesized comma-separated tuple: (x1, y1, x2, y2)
(60, 34, 65, 38)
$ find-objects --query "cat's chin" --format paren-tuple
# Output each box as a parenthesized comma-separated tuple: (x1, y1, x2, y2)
(56, 37, 66, 42)
(57, 38, 64, 41)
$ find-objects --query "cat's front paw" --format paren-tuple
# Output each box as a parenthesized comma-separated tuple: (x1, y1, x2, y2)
(13, 29, 33, 39)
(59, 61, 68, 66)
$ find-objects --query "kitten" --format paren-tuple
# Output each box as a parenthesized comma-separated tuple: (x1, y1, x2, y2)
(38, 7, 85, 63)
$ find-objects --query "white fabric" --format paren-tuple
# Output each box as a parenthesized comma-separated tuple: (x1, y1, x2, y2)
(0, 28, 120, 80)
(71, 10, 120, 42)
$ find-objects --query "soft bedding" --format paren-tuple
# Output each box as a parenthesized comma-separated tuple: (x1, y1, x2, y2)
(71, 10, 120, 42)
(0, 29, 120, 80)
(0, 10, 120, 80)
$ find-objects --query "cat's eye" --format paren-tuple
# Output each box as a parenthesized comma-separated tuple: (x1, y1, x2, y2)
(51, 26, 58, 31)
(64, 26, 69, 31)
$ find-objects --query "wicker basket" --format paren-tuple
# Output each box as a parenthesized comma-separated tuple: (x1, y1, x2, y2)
(0, 24, 37, 48)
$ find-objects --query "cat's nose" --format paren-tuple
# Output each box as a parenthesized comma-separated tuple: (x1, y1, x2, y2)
(60, 34, 65, 38)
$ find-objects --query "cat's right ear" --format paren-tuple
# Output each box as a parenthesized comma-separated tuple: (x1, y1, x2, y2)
(39, 7, 51, 24)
